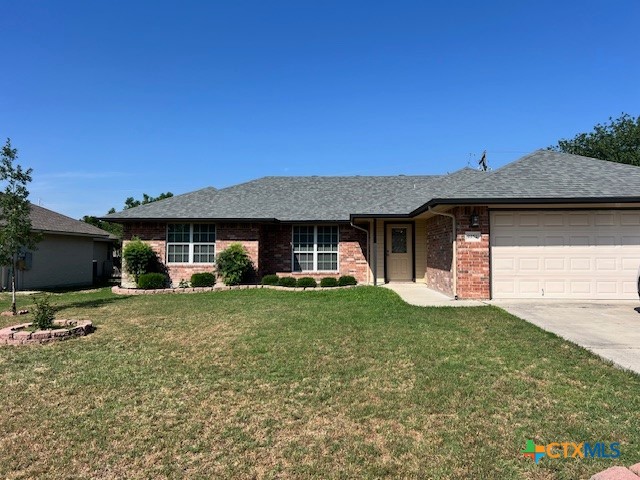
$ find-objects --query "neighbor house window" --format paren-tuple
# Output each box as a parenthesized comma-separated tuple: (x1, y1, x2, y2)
(167, 223, 216, 263)
(292, 225, 338, 272)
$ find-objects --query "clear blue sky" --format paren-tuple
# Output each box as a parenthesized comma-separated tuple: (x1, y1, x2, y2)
(1, 0, 639, 219)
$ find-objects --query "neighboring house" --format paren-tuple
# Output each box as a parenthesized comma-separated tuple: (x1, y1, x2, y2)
(105, 150, 640, 300)
(0, 205, 116, 291)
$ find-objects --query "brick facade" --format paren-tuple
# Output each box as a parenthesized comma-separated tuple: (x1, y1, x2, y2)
(122, 222, 370, 287)
(423, 207, 491, 299)
(454, 206, 490, 299)
(425, 214, 454, 296)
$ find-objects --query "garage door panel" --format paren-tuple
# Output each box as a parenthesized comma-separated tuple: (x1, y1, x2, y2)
(569, 257, 592, 271)
(544, 280, 566, 295)
(620, 213, 640, 225)
(544, 258, 565, 270)
(595, 213, 615, 226)
(568, 213, 591, 226)
(491, 210, 640, 300)
(570, 281, 591, 294)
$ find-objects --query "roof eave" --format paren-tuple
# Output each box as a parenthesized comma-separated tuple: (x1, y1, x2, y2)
(409, 196, 640, 217)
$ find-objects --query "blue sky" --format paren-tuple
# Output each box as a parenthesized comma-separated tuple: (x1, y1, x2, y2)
(1, 0, 638, 219)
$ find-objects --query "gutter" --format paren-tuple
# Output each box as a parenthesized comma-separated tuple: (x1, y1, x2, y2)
(428, 207, 457, 299)
(349, 220, 371, 286)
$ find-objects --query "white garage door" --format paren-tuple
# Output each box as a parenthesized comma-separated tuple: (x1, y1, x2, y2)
(491, 210, 640, 299)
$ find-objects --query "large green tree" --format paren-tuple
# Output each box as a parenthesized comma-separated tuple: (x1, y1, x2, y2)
(81, 192, 173, 240)
(0, 139, 40, 314)
(550, 113, 640, 166)
(124, 192, 173, 210)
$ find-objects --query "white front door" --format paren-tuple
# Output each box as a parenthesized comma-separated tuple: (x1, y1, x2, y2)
(387, 224, 413, 282)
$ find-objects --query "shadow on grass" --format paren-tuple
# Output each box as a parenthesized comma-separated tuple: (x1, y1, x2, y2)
(56, 295, 131, 312)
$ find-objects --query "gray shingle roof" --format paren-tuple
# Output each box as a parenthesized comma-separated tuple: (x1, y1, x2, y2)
(30, 205, 114, 238)
(104, 150, 640, 222)
(435, 149, 640, 201)
(105, 169, 482, 222)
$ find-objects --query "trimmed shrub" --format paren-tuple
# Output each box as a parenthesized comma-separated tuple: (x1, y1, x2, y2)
(32, 294, 55, 330)
(338, 275, 357, 286)
(123, 237, 156, 283)
(216, 243, 254, 286)
(261, 274, 280, 286)
(296, 277, 317, 288)
(190, 272, 216, 287)
(137, 273, 167, 289)
(320, 277, 338, 288)
(277, 277, 297, 288)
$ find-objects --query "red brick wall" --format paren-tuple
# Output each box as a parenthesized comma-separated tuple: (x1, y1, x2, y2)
(122, 221, 371, 286)
(455, 206, 490, 299)
(123, 222, 260, 287)
(216, 222, 261, 283)
(261, 224, 369, 283)
(339, 224, 369, 283)
(260, 224, 292, 275)
(425, 214, 454, 296)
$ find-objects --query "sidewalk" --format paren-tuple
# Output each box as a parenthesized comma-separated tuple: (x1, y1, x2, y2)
(382, 283, 486, 307)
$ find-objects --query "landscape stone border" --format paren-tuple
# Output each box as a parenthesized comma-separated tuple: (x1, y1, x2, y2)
(0, 319, 93, 346)
(111, 284, 358, 295)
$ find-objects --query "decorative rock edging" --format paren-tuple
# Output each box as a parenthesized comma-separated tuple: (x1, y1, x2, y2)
(112, 284, 359, 295)
(0, 319, 93, 346)
(590, 463, 640, 480)
(1, 309, 29, 317)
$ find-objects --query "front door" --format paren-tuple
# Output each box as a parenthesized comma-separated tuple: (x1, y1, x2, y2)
(386, 224, 413, 282)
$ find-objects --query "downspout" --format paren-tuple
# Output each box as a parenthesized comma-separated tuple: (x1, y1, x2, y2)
(428, 207, 457, 299)
(350, 220, 371, 285)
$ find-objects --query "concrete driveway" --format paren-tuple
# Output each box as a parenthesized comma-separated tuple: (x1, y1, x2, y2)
(491, 300, 640, 375)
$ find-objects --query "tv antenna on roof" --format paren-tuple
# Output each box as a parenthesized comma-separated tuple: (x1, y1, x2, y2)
(478, 150, 489, 171)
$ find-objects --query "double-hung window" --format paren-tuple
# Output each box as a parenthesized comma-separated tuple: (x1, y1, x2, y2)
(167, 224, 216, 263)
(292, 225, 338, 272)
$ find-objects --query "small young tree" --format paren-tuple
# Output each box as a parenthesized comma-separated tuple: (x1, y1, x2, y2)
(122, 237, 156, 284)
(0, 139, 40, 314)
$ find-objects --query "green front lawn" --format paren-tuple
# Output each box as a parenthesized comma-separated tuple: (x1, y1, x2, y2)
(0, 287, 638, 479)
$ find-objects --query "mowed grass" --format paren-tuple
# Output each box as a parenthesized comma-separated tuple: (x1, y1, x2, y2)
(0, 287, 638, 479)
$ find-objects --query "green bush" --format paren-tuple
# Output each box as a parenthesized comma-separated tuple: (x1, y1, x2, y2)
(338, 275, 357, 286)
(277, 277, 297, 288)
(296, 277, 317, 288)
(137, 272, 167, 289)
(320, 277, 338, 287)
(123, 237, 156, 283)
(261, 274, 280, 286)
(216, 243, 255, 286)
(190, 272, 216, 287)
(31, 294, 55, 330)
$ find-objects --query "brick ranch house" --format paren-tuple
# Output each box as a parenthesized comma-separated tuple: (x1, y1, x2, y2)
(105, 150, 640, 300)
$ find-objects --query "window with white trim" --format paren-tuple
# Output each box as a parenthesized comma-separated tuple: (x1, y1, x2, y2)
(167, 223, 216, 263)
(292, 225, 338, 272)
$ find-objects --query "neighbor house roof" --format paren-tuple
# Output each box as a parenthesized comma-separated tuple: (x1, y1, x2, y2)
(104, 150, 640, 223)
(29, 204, 115, 239)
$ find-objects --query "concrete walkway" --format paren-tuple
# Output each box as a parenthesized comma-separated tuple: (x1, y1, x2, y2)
(382, 283, 487, 307)
(491, 299, 640, 375)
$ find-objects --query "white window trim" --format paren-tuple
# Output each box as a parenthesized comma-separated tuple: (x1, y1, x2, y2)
(291, 225, 339, 273)
(167, 223, 216, 264)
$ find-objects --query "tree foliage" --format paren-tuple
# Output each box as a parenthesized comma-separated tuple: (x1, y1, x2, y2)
(122, 237, 156, 283)
(550, 113, 640, 166)
(0, 139, 41, 314)
(81, 192, 173, 239)
(82, 208, 123, 240)
(124, 192, 173, 210)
